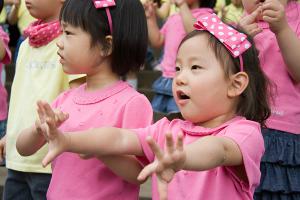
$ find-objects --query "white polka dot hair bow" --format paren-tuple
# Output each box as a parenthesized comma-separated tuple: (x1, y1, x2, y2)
(93, 0, 116, 34)
(194, 13, 252, 71)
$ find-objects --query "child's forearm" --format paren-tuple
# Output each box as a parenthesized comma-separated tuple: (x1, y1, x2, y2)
(100, 155, 145, 185)
(65, 127, 144, 157)
(276, 25, 300, 83)
(147, 18, 164, 48)
(7, 5, 19, 25)
(179, 3, 196, 33)
(183, 136, 243, 171)
(156, 1, 171, 19)
(16, 126, 47, 156)
(0, 40, 6, 61)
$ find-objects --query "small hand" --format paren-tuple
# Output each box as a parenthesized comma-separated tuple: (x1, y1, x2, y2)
(137, 132, 186, 200)
(261, 0, 287, 34)
(238, 6, 263, 37)
(36, 101, 70, 167)
(0, 136, 6, 163)
(144, 0, 157, 20)
(171, 0, 186, 7)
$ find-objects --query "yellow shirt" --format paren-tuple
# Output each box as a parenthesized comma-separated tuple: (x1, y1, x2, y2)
(6, 37, 82, 173)
(215, 0, 226, 13)
(0, 9, 7, 24)
(17, 0, 35, 34)
(220, 4, 244, 24)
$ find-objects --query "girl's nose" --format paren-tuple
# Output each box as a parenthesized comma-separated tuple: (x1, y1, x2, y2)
(56, 38, 63, 49)
(175, 71, 187, 86)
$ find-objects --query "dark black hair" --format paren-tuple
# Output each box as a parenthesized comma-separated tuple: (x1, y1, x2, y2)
(60, 0, 148, 76)
(199, 0, 216, 8)
(0, 0, 3, 14)
(179, 30, 271, 127)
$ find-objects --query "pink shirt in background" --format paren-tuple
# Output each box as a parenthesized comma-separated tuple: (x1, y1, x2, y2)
(134, 117, 264, 200)
(0, 27, 12, 121)
(160, 8, 213, 78)
(254, 2, 300, 134)
(47, 81, 153, 200)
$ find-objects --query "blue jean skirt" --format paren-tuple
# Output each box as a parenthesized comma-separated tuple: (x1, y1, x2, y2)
(254, 128, 300, 200)
(151, 76, 179, 114)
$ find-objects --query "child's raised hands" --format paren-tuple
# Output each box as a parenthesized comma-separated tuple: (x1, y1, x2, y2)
(261, 0, 287, 34)
(171, 0, 186, 7)
(144, 0, 157, 20)
(238, 6, 263, 37)
(36, 101, 70, 167)
(137, 132, 186, 200)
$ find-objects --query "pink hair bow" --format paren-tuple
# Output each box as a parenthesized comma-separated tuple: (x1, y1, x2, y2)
(194, 13, 251, 71)
(93, 0, 116, 34)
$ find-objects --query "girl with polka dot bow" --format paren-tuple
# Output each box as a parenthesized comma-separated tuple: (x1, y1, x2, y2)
(30, 14, 271, 200)
(239, 0, 300, 199)
(15, 0, 153, 199)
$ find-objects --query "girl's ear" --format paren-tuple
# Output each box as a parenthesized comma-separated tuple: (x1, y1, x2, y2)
(227, 72, 249, 98)
(100, 35, 113, 57)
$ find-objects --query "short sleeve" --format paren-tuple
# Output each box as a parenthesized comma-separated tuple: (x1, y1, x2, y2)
(160, 17, 170, 36)
(0, 27, 11, 64)
(133, 118, 171, 164)
(221, 121, 264, 192)
(50, 90, 72, 110)
(121, 94, 153, 129)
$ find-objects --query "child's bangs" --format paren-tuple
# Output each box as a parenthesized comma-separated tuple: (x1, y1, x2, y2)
(60, 0, 90, 31)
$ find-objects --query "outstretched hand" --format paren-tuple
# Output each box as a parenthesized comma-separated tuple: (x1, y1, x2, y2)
(238, 5, 263, 37)
(261, 0, 287, 34)
(137, 132, 186, 200)
(36, 101, 69, 167)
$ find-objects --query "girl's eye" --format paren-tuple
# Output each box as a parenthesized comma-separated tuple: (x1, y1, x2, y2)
(65, 31, 71, 35)
(191, 65, 202, 70)
(175, 66, 181, 72)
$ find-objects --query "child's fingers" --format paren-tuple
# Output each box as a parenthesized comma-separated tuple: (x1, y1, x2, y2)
(137, 162, 157, 181)
(55, 110, 69, 124)
(249, 27, 263, 37)
(37, 101, 46, 123)
(46, 117, 57, 133)
(146, 136, 164, 160)
(35, 119, 44, 135)
(244, 6, 262, 24)
(165, 132, 174, 154)
(176, 132, 184, 151)
(262, 1, 279, 12)
(43, 102, 56, 119)
(42, 151, 57, 168)
(263, 10, 278, 19)
(262, 16, 277, 24)
(157, 178, 168, 200)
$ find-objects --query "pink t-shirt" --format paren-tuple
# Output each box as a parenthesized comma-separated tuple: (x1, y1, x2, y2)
(134, 117, 264, 200)
(254, 2, 300, 134)
(47, 81, 153, 200)
(0, 27, 12, 121)
(160, 8, 214, 78)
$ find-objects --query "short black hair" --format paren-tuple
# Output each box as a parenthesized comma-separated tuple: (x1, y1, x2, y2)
(180, 30, 271, 127)
(200, 0, 216, 8)
(60, 0, 148, 76)
(0, 0, 3, 13)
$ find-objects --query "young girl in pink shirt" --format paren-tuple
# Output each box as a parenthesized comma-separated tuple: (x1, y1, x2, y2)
(145, 0, 216, 114)
(26, 13, 271, 200)
(239, 0, 300, 199)
(15, 0, 153, 199)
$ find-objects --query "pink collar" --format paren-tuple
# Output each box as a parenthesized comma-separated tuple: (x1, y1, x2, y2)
(23, 20, 61, 48)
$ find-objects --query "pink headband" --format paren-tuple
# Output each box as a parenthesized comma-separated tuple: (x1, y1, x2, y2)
(194, 13, 251, 71)
(93, 0, 116, 34)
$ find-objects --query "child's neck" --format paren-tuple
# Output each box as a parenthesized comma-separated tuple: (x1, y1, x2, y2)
(40, 9, 61, 23)
(85, 69, 119, 92)
(196, 111, 237, 128)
